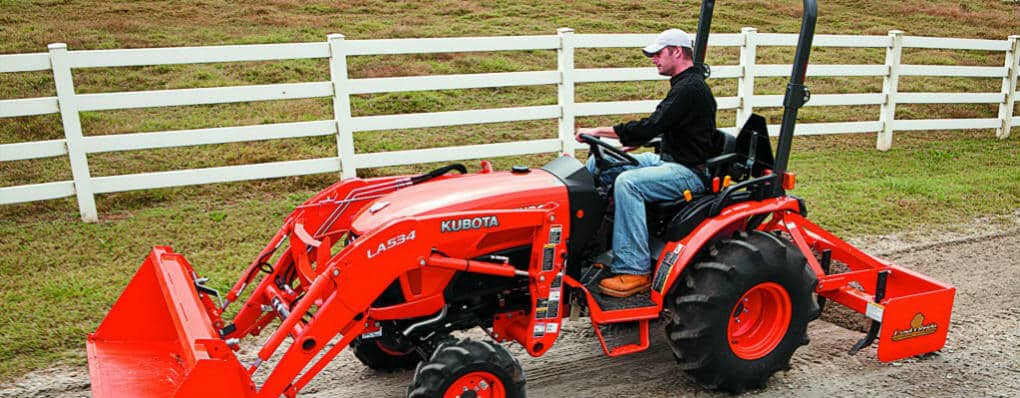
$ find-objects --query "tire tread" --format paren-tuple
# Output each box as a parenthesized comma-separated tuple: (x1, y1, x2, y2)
(664, 230, 817, 393)
(406, 338, 526, 398)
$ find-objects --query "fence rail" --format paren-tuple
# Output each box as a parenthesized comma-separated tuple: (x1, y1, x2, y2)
(1, 29, 1018, 221)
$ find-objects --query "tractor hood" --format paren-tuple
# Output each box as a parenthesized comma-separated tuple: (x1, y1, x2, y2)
(350, 169, 567, 235)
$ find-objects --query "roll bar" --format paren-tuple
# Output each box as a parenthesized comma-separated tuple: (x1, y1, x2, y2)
(694, 0, 818, 196)
(772, 1, 817, 195)
(691, 0, 713, 73)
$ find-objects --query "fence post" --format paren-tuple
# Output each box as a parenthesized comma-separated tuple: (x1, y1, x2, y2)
(997, 35, 1018, 139)
(557, 28, 577, 155)
(49, 43, 98, 222)
(877, 30, 903, 151)
(328, 34, 357, 179)
(736, 27, 758, 129)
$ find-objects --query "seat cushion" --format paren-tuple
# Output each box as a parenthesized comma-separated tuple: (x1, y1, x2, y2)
(650, 198, 687, 214)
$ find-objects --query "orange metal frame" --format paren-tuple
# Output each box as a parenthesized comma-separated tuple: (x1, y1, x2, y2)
(87, 174, 955, 398)
(90, 174, 575, 397)
(564, 196, 954, 361)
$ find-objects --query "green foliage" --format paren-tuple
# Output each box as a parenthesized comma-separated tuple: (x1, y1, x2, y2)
(208, 211, 228, 222)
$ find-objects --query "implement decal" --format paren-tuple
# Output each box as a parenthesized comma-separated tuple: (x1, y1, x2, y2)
(440, 216, 500, 233)
(891, 313, 938, 341)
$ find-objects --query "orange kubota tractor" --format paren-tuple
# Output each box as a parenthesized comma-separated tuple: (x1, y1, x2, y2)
(86, 1, 955, 396)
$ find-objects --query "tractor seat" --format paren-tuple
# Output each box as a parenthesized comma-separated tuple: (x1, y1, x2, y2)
(645, 115, 773, 238)
(647, 130, 735, 216)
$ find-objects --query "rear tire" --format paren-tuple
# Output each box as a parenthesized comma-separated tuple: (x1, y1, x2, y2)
(407, 338, 525, 398)
(665, 231, 820, 393)
(352, 337, 422, 372)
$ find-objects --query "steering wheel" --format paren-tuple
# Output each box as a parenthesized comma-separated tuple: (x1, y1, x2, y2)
(578, 133, 639, 171)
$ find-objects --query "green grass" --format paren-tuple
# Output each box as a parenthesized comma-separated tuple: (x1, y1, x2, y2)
(1, 0, 1019, 384)
(792, 132, 1020, 235)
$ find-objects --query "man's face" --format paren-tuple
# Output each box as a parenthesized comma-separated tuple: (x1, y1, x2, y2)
(651, 47, 682, 76)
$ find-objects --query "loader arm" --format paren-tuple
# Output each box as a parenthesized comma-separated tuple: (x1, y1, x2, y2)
(223, 175, 410, 316)
(251, 207, 554, 396)
(88, 189, 560, 398)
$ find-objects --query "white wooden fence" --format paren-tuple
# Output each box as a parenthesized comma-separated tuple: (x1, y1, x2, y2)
(1, 29, 1018, 222)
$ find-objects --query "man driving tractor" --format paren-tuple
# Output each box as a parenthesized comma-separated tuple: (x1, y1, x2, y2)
(85, 2, 959, 395)
(575, 28, 719, 298)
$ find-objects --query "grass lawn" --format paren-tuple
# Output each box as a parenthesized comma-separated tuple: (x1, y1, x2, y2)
(1, 0, 1018, 383)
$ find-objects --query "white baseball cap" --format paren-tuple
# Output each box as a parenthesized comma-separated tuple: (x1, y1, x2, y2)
(642, 29, 693, 57)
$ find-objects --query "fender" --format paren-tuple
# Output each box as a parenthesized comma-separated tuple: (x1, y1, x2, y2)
(650, 197, 803, 302)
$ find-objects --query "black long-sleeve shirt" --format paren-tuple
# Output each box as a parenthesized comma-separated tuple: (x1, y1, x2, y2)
(613, 67, 718, 167)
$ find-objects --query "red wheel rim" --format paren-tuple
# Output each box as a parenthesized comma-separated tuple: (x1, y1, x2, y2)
(443, 371, 506, 398)
(374, 340, 413, 356)
(727, 282, 792, 360)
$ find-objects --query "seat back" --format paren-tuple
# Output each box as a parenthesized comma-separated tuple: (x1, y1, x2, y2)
(646, 114, 777, 239)
(646, 127, 736, 237)
(649, 114, 777, 240)
(713, 129, 737, 157)
(723, 114, 774, 182)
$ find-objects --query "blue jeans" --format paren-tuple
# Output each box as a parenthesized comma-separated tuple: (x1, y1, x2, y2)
(585, 153, 706, 275)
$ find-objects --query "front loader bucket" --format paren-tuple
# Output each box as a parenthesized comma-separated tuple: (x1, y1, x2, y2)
(87, 246, 255, 398)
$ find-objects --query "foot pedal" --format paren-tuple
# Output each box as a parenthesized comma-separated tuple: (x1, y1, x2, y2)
(579, 251, 614, 285)
(579, 265, 607, 286)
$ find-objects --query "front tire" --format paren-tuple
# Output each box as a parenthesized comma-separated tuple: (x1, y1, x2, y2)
(352, 337, 422, 371)
(665, 231, 820, 393)
(407, 338, 525, 398)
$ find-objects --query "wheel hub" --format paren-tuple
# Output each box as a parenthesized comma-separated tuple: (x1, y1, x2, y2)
(445, 371, 505, 398)
(727, 282, 792, 360)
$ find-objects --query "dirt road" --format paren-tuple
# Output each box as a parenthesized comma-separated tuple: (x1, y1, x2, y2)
(4, 218, 1018, 397)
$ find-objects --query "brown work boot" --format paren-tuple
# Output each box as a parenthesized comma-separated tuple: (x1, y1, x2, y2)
(599, 274, 651, 298)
